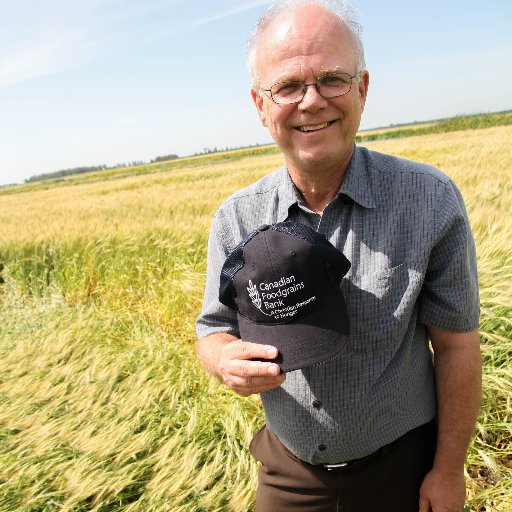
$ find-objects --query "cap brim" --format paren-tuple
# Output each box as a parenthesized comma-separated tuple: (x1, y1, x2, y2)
(237, 292, 349, 373)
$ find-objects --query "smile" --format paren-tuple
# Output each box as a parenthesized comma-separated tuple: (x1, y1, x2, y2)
(296, 121, 335, 132)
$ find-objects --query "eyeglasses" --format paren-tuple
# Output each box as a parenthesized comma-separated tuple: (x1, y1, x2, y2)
(262, 72, 358, 105)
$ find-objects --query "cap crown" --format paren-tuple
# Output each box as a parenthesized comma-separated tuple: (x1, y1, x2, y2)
(220, 222, 350, 324)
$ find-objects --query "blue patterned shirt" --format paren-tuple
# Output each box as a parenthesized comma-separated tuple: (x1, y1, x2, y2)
(196, 145, 480, 464)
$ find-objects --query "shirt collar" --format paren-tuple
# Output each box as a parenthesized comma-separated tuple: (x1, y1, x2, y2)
(276, 167, 302, 221)
(339, 146, 376, 209)
(276, 146, 376, 219)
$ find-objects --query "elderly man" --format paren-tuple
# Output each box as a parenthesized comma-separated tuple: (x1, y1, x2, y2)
(196, 1, 481, 511)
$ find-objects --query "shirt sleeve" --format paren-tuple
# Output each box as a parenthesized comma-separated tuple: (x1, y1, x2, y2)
(418, 179, 480, 332)
(196, 209, 240, 340)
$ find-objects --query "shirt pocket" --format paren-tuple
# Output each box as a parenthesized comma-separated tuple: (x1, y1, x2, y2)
(343, 263, 410, 352)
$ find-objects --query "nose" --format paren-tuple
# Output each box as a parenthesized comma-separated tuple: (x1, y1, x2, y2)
(299, 83, 328, 112)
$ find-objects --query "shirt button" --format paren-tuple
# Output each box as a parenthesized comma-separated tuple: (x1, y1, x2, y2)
(312, 399, 322, 409)
(318, 444, 327, 452)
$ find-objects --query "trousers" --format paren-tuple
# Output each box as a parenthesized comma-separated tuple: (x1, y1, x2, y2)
(249, 421, 436, 512)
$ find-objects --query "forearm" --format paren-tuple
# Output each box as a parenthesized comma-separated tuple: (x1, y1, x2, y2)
(430, 328, 482, 472)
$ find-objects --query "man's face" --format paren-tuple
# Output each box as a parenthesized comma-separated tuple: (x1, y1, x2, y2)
(251, 5, 369, 175)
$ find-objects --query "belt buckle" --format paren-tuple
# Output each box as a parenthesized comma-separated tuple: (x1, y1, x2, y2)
(324, 462, 348, 471)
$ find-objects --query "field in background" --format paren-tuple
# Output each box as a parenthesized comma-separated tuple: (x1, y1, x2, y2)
(1, 122, 511, 511)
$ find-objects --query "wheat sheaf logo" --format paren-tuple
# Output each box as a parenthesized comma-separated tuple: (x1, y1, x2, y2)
(247, 280, 262, 310)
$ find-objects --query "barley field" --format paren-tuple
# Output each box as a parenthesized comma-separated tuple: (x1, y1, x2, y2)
(0, 123, 511, 511)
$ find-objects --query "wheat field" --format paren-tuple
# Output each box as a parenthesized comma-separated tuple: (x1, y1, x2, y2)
(0, 125, 511, 511)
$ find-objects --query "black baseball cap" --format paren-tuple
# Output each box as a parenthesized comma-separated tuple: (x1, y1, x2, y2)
(219, 221, 351, 373)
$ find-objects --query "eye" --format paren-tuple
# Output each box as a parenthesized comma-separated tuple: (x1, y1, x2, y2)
(320, 74, 348, 87)
(272, 81, 303, 96)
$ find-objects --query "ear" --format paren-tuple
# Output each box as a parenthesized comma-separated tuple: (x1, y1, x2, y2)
(251, 88, 268, 127)
(357, 71, 370, 112)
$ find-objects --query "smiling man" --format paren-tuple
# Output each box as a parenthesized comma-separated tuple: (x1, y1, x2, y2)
(250, 5, 367, 196)
(196, 1, 481, 511)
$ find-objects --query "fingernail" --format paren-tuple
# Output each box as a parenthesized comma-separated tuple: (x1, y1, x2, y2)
(266, 347, 277, 357)
(268, 364, 280, 375)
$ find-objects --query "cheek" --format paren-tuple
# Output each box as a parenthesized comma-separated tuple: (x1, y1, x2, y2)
(268, 106, 293, 131)
(344, 96, 363, 124)
(262, 103, 278, 128)
(264, 112, 278, 132)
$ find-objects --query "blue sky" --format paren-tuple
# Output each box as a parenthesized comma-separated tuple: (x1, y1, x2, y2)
(0, 0, 511, 186)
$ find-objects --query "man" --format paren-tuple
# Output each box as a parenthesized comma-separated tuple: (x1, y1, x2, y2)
(196, 1, 482, 510)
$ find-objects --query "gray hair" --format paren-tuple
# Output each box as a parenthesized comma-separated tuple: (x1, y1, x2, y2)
(247, 0, 366, 89)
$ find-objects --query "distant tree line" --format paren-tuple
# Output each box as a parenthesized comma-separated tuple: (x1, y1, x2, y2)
(25, 165, 108, 183)
(151, 153, 179, 163)
(24, 157, 175, 184)
(192, 143, 266, 157)
(23, 146, 266, 184)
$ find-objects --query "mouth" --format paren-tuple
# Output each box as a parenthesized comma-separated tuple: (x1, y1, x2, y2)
(295, 120, 336, 133)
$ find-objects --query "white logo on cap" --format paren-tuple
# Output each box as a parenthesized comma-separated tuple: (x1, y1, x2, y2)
(247, 280, 271, 316)
(247, 280, 261, 309)
(247, 277, 316, 319)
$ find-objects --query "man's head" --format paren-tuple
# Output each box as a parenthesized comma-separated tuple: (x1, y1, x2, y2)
(248, 0, 369, 176)
(247, 0, 365, 89)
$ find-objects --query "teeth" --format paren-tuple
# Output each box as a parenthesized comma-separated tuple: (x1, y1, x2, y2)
(298, 122, 329, 132)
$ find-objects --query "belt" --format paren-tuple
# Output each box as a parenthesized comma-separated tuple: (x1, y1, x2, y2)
(319, 445, 386, 471)
(316, 433, 406, 472)
(314, 420, 435, 471)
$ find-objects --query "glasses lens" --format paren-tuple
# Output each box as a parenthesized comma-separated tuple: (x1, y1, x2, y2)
(268, 73, 355, 104)
(270, 81, 304, 104)
(317, 73, 352, 98)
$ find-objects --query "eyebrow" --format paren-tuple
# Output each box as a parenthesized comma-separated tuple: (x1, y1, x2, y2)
(272, 67, 349, 84)
(316, 67, 347, 77)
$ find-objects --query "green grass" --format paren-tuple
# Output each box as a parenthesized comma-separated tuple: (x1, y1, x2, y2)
(356, 111, 512, 143)
(1, 118, 511, 511)
(0, 290, 261, 511)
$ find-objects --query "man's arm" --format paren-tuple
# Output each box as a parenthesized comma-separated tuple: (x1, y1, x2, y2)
(196, 333, 286, 397)
(419, 327, 482, 512)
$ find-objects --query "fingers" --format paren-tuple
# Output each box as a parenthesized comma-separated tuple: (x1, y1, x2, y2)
(418, 468, 465, 512)
(418, 473, 432, 512)
(222, 340, 280, 362)
(418, 497, 430, 512)
(228, 372, 286, 397)
(218, 340, 286, 396)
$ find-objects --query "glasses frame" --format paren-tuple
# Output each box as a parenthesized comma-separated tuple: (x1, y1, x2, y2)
(262, 72, 359, 105)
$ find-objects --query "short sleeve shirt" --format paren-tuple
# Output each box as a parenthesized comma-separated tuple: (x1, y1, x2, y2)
(196, 146, 480, 464)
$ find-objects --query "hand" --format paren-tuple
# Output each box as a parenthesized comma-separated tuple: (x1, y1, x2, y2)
(419, 468, 466, 512)
(218, 340, 286, 396)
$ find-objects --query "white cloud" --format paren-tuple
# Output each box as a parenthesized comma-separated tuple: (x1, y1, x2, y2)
(0, 31, 99, 88)
(0, 1, 111, 88)
(0, 0, 271, 89)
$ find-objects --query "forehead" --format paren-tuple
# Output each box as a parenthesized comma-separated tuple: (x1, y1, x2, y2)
(256, 5, 358, 83)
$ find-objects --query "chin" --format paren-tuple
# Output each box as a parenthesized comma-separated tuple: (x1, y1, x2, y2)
(295, 149, 344, 168)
